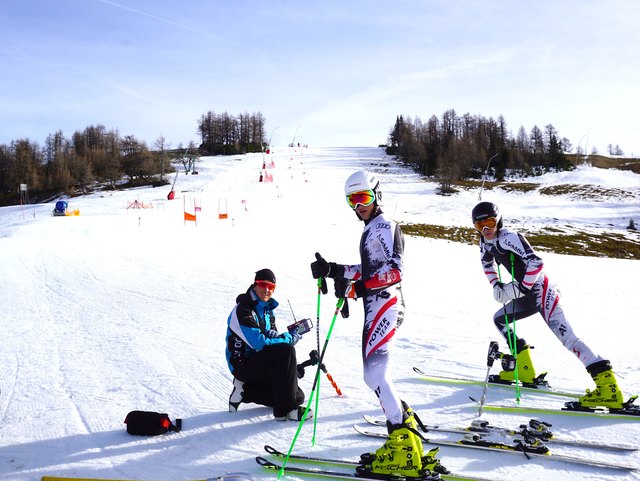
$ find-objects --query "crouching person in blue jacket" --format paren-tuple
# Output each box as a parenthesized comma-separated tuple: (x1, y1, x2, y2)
(225, 268, 312, 421)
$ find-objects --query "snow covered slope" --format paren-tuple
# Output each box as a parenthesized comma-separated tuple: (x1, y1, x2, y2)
(1, 146, 638, 481)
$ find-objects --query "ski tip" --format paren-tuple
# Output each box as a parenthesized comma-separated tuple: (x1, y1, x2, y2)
(264, 445, 284, 456)
(210, 473, 256, 481)
(256, 456, 277, 469)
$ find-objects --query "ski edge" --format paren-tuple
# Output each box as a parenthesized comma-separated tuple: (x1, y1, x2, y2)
(362, 415, 638, 452)
(412, 367, 581, 398)
(41, 476, 253, 481)
(479, 403, 640, 420)
(260, 448, 497, 481)
(41, 477, 210, 481)
(353, 426, 637, 472)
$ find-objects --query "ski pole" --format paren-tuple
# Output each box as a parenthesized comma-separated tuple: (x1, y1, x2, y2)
(320, 363, 343, 396)
(311, 277, 323, 445)
(298, 350, 343, 396)
(311, 277, 344, 398)
(498, 261, 521, 403)
(311, 297, 343, 444)
(505, 320, 520, 403)
(508, 252, 521, 403)
(316, 277, 323, 353)
(278, 297, 344, 479)
(478, 341, 499, 416)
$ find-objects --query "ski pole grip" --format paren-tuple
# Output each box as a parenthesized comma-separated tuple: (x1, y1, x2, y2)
(487, 341, 499, 367)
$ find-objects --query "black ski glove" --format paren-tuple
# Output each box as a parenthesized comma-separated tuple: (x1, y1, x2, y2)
(340, 298, 350, 318)
(311, 252, 341, 279)
(334, 278, 348, 298)
(310, 255, 328, 294)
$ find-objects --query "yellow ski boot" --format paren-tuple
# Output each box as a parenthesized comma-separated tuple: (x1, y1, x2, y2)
(358, 422, 424, 477)
(579, 360, 624, 409)
(358, 413, 448, 478)
(496, 339, 546, 385)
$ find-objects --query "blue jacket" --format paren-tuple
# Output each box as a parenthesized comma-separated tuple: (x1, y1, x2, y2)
(225, 287, 291, 374)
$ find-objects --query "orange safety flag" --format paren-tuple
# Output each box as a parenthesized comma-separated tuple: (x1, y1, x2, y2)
(184, 212, 196, 222)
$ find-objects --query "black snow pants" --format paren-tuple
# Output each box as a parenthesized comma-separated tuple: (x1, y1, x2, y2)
(232, 343, 304, 417)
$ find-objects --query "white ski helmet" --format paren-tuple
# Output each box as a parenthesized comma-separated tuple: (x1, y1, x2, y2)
(344, 170, 382, 205)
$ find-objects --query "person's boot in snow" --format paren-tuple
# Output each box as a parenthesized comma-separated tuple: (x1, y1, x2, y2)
(274, 406, 313, 421)
(579, 360, 624, 409)
(497, 338, 545, 384)
(229, 378, 244, 412)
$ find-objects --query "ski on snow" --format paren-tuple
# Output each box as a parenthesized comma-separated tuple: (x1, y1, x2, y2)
(413, 366, 640, 419)
(469, 396, 640, 420)
(412, 366, 581, 398)
(352, 425, 637, 472)
(258, 445, 497, 481)
(362, 415, 637, 452)
(42, 475, 254, 481)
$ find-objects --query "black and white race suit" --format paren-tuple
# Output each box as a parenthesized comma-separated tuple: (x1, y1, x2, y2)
(340, 209, 406, 425)
(480, 227, 603, 368)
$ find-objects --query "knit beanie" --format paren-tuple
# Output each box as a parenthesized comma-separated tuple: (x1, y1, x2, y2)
(254, 268, 276, 284)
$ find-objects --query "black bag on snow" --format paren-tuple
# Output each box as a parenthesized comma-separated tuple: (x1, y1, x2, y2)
(124, 410, 182, 436)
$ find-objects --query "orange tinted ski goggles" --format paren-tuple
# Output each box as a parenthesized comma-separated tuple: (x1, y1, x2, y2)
(474, 217, 498, 231)
(255, 280, 276, 290)
(346, 190, 375, 209)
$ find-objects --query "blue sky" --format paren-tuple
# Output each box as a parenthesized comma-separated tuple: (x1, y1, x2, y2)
(1, 0, 639, 155)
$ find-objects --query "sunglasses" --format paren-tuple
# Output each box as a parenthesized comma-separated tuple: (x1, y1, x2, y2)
(474, 217, 497, 231)
(255, 280, 276, 290)
(346, 190, 375, 209)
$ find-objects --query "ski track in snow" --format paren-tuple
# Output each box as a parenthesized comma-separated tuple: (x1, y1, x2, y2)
(0, 146, 639, 481)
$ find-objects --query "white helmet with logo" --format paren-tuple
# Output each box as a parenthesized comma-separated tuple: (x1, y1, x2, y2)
(344, 170, 382, 205)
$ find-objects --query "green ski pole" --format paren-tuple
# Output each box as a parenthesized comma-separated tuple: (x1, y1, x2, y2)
(508, 252, 521, 403)
(498, 260, 520, 403)
(312, 277, 323, 444)
(278, 296, 344, 479)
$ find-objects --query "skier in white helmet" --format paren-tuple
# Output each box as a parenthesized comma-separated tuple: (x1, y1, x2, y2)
(310, 171, 446, 477)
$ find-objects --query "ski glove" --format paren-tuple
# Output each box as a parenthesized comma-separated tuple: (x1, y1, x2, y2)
(290, 327, 302, 345)
(265, 329, 280, 338)
(493, 281, 524, 303)
(281, 330, 301, 346)
(311, 252, 342, 279)
(334, 278, 366, 299)
(318, 278, 328, 295)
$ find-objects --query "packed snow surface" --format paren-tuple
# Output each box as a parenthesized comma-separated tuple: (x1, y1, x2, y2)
(1, 147, 639, 481)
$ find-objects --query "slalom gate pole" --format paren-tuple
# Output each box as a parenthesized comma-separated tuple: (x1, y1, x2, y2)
(278, 297, 344, 479)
